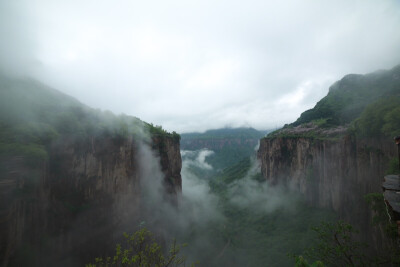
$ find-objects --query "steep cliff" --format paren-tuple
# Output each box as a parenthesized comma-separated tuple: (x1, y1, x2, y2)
(258, 132, 397, 250)
(257, 65, 400, 251)
(258, 134, 395, 212)
(1, 134, 181, 267)
(0, 75, 182, 266)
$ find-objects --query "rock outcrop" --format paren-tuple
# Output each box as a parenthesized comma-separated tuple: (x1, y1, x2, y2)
(0, 134, 181, 266)
(382, 174, 400, 237)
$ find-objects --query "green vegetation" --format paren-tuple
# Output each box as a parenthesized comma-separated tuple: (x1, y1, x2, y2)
(267, 65, 400, 139)
(297, 221, 369, 266)
(181, 127, 265, 171)
(291, 65, 400, 128)
(211, 200, 335, 267)
(87, 228, 194, 267)
(295, 194, 400, 266)
(147, 123, 180, 140)
(206, 145, 256, 172)
(0, 74, 179, 164)
(364, 193, 399, 239)
(295, 219, 400, 266)
(266, 128, 343, 141)
(182, 127, 266, 140)
(294, 256, 325, 267)
(180, 156, 337, 267)
(353, 97, 400, 138)
(385, 158, 400, 175)
(212, 157, 252, 185)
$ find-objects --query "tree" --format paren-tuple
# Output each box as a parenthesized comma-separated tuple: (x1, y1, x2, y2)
(301, 221, 368, 266)
(295, 219, 400, 266)
(86, 228, 195, 267)
(294, 256, 325, 267)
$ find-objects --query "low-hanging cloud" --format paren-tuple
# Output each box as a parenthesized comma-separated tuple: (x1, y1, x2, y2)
(227, 158, 298, 214)
(181, 149, 215, 171)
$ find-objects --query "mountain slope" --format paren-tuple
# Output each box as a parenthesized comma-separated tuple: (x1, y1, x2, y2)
(291, 65, 400, 128)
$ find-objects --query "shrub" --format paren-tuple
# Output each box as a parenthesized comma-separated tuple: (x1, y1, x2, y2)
(86, 228, 195, 267)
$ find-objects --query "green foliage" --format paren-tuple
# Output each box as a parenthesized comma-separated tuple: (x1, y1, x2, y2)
(178, 152, 338, 266)
(86, 228, 194, 267)
(294, 256, 325, 267)
(181, 128, 263, 171)
(311, 118, 330, 128)
(382, 106, 400, 138)
(209, 157, 253, 194)
(188, 158, 336, 266)
(353, 97, 400, 138)
(0, 74, 179, 169)
(385, 158, 400, 175)
(0, 142, 48, 167)
(147, 123, 168, 136)
(146, 123, 181, 140)
(291, 65, 400, 128)
(172, 131, 181, 141)
(208, 146, 256, 171)
(364, 193, 399, 239)
(181, 127, 265, 140)
(299, 221, 369, 266)
(297, 207, 400, 266)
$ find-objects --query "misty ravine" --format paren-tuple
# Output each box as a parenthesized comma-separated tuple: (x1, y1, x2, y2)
(2, 0, 400, 266)
(175, 148, 336, 267)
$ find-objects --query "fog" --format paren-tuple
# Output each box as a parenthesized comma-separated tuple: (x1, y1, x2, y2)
(0, 78, 335, 266)
(1, 0, 400, 132)
(131, 144, 328, 266)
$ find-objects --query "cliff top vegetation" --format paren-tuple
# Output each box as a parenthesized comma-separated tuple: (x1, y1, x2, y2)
(267, 65, 400, 139)
(0, 74, 179, 162)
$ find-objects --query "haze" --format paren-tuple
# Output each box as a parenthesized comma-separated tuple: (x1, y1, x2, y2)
(1, 0, 400, 132)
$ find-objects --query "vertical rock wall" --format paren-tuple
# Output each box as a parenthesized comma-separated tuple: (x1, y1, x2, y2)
(257, 135, 396, 249)
(0, 134, 181, 266)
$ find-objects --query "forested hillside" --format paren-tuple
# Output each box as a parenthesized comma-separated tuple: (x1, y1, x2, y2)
(290, 65, 400, 131)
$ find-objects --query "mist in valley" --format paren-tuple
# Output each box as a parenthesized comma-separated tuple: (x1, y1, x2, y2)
(131, 146, 336, 266)
(1, 0, 400, 266)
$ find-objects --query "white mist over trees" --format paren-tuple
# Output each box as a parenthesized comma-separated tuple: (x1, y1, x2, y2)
(132, 147, 336, 266)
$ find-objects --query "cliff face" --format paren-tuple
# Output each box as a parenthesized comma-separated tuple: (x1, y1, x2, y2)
(258, 135, 396, 247)
(0, 134, 181, 266)
(152, 136, 182, 195)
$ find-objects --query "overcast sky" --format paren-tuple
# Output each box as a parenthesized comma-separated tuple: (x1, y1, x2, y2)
(1, 0, 400, 133)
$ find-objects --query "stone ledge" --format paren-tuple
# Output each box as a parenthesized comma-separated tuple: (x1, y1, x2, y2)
(383, 175, 400, 237)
